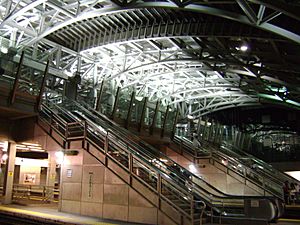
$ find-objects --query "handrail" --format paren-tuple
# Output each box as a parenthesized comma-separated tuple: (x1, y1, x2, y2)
(197, 200, 206, 225)
(12, 184, 59, 202)
(41, 99, 280, 220)
(39, 99, 280, 222)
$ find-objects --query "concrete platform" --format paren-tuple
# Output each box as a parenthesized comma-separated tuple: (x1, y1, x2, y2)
(1, 201, 300, 225)
(0, 203, 148, 225)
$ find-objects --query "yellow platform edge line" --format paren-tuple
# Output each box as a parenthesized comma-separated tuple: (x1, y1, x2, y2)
(0, 205, 115, 225)
(278, 218, 300, 223)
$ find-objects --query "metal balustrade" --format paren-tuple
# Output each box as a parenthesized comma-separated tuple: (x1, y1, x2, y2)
(12, 184, 59, 203)
(38, 99, 281, 224)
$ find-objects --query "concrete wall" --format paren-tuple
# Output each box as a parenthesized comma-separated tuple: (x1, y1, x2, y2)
(6, 120, 181, 225)
(59, 142, 176, 225)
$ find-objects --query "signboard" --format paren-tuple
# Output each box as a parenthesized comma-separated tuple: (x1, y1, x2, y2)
(24, 173, 36, 184)
(66, 169, 72, 178)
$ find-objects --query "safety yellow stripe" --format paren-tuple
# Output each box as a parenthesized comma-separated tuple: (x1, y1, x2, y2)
(278, 218, 300, 223)
(0, 205, 116, 225)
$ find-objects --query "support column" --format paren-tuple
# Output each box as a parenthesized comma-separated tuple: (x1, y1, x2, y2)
(111, 86, 120, 121)
(95, 80, 105, 111)
(161, 105, 170, 138)
(150, 101, 160, 135)
(171, 110, 179, 140)
(10, 51, 25, 105)
(125, 92, 135, 129)
(37, 60, 49, 110)
(46, 152, 57, 201)
(3, 142, 16, 204)
(65, 72, 81, 101)
(46, 152, 57, 187)
(138, 97, 147, 132)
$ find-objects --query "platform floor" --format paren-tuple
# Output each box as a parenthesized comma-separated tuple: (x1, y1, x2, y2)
(0, 203, 147, 225)
(0, 201, 300, 225)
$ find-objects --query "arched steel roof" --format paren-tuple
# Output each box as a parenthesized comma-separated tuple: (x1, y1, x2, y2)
(0, 0, 299, 117)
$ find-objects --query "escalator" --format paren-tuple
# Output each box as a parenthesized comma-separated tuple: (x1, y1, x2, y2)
(38, 98, 282, 225)
(219, 142, 298, 186)
(172, 135, 287, 201)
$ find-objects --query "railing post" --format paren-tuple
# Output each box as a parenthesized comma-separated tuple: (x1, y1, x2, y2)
(129, 153, 133, 185)
(84, 120, 87, 139)
(262, 176, 266, 196)
(191, 195, 194, 225)
(83, 120, 87, 149)
(157, 173, 161, 209)
(43, 186, 46, 201)
(65, 123, 69, 140)
(10, 51, 25, 105)
(104, 133, 108, 153)
(49, 111, 53, 136)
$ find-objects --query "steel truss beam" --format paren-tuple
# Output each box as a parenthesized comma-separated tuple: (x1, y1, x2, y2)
(0, 1, 300, 46)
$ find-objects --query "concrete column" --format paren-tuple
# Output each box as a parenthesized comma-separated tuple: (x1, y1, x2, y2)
(46, 151, 57, 187)
(46, 151, 57, 201)
(3, 142, 16, 204)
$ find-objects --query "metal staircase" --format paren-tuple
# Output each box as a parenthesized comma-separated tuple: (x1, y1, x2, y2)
(38, 98, 281, 225)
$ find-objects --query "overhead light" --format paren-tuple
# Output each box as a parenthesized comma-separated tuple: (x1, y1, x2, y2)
(30, 149, 45, 152)
(235, 43, 249, 52)
(16, 147, 30, 150)
(240, 44, 248, 52)
(55, 151, 64, 164)
(21, 142, 40, 146)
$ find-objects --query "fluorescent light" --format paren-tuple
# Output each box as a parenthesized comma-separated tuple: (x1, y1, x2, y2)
(21, 142, 40, 146)
(30, 149, 45, 152)
(16, 147, 29, 150)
